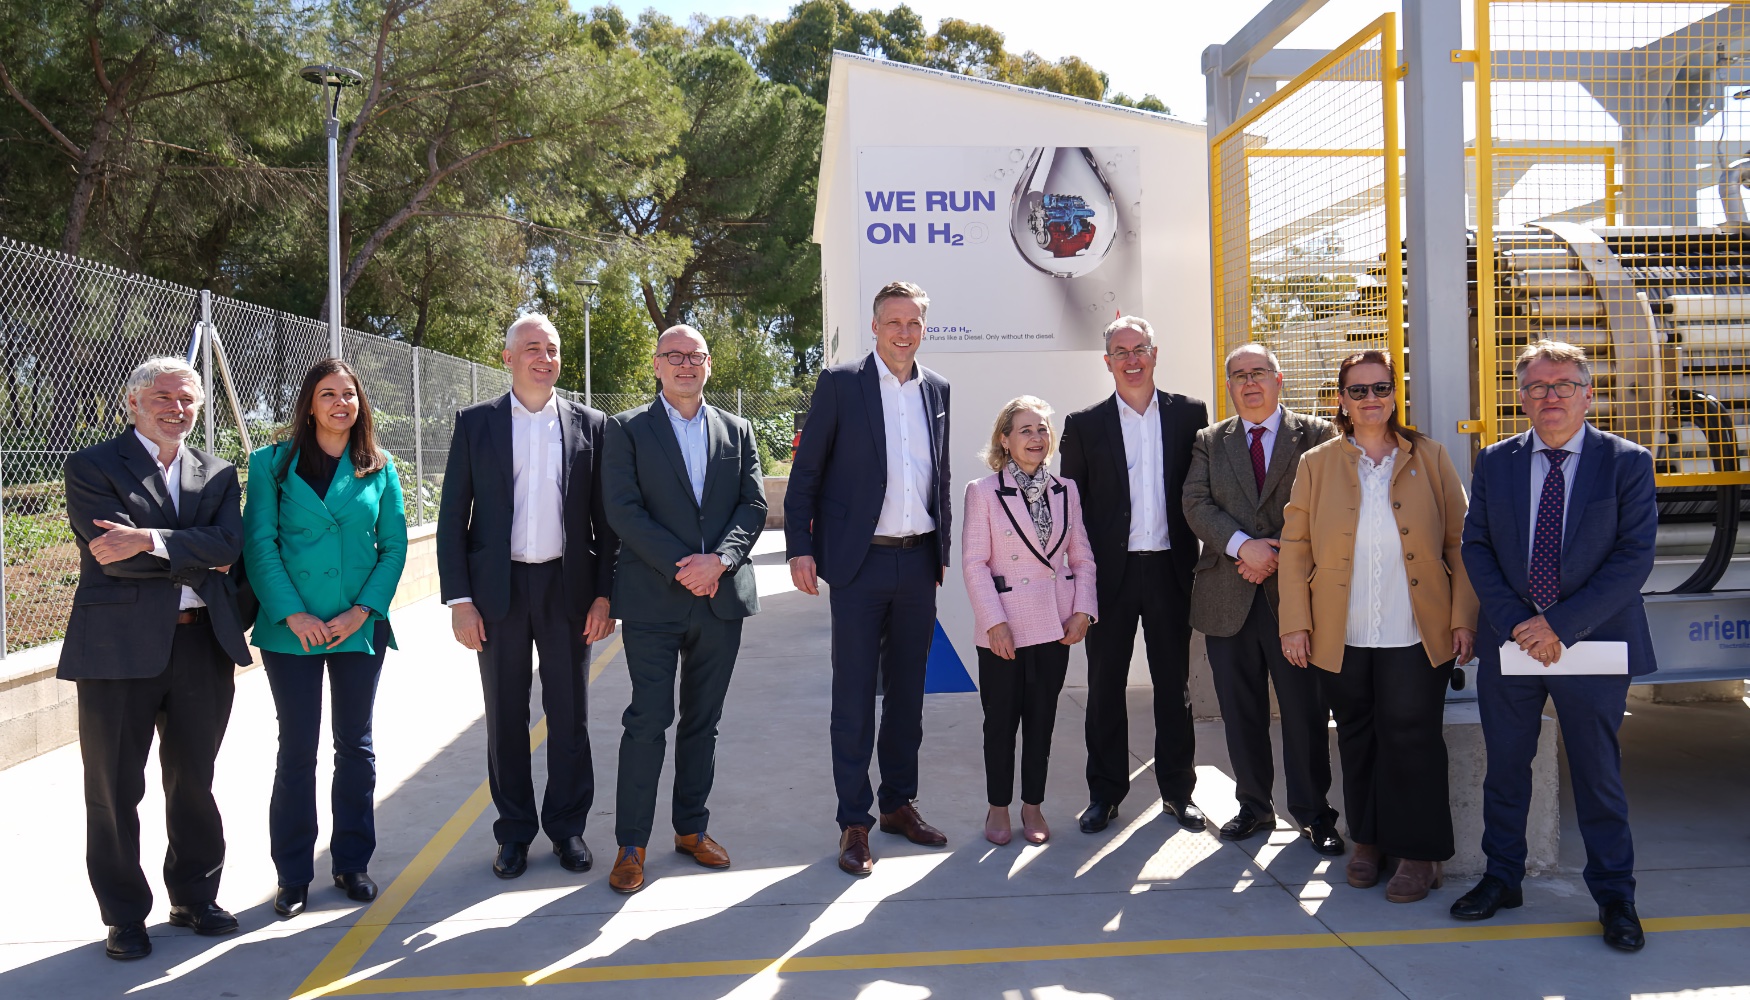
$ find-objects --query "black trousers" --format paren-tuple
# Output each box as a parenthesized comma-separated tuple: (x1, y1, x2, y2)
(979, 641, 1070, 806)
(478, 560, 593, 846)
(829, 542, 938, 829)
(614, 600, 743, 848)
(1084, 551, 1195, 806)
(1320, 644, 1455, 861)
(76, 618, 235, 926)
(1206, 589, 1336, 828)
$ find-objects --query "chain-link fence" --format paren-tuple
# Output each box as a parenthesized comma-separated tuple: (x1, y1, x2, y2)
(0, 237, 815, 655)
(1209, 13, 1405, 426)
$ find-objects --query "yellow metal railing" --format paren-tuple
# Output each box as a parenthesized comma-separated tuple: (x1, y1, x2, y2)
(1471, 0, 1750, 485)
(1210, 14, 1405, 426)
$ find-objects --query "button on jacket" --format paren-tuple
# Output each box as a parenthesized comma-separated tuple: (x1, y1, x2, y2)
(962, 471, 1099, 649)
(1277, 433, 1479, 673)
(243, 441, 408, 656)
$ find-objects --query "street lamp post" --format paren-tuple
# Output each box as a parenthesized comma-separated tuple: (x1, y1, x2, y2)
(300, 63, 364, 359)
(574, 277, 599, 408)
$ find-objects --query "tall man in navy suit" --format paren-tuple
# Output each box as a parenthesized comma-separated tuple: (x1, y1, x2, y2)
(786, 280, 953, 876)
(1455, 340, 1657, 952)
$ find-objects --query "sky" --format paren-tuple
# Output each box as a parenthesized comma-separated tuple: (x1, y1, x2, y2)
(577, 0, 1428, 122)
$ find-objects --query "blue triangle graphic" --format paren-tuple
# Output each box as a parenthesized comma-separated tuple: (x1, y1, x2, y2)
(924, 619, 976, 693)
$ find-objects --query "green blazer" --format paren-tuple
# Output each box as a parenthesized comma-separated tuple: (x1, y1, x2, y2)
(243, 441, 407, 656)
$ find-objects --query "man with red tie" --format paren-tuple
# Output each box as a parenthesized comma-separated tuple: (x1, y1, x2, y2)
(1182, 343, 1341, 853)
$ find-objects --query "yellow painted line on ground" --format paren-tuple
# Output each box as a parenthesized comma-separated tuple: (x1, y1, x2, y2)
(293, 636, 625, 1000)
(308, 912, 1750, 996)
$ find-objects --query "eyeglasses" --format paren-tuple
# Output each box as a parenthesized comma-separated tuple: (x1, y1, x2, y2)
(1106, 347, 1156, 362)
(1227, 368, 1279, 385)
(655, 351, 710, 367)
(1341, 381, 1394, 400)
(1520, 380, 1585, 399)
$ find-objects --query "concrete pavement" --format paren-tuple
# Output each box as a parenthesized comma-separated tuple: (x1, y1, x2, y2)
(1, 531, 1748, 999)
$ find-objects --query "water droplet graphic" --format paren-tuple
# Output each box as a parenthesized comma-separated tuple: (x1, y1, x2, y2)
(1009, 147, 1121, 278)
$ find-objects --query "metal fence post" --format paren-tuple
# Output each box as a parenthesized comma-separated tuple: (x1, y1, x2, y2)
(412, 348, 425, 524)
(201, 290, 216, 452)
(470, 363, 479, 404)
(0, 450, 8, 660)
(737, 388, 743, 417)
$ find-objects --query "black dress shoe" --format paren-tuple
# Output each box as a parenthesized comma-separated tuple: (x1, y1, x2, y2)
(334, 872, 378, 902)
(105, 922, 151, 961)
(554, 835, 593, 872)
(168, 902, 239, 936)
(1219, 809, 1276, 841)
(1449, 875, 1524, 921)
(1600, 900, 1645, 952)
(1162, 799, 1207, 832)
(1078, 801, 1119, 834)
(274, 885, 308, 918)
(494, 842, 530, 879)
(1301, 822, 1346, 856)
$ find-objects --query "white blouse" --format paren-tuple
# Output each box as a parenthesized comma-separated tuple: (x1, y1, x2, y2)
(1345, 445, 1422, 648)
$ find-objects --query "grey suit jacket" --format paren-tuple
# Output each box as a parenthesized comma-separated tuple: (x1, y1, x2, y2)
(602, 398, 766, 623)
(59, 429, 251, 679)
(1183, 407, 1334, 637)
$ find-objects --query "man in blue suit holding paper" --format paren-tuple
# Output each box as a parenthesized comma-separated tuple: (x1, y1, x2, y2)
(1455, 340, 1657, 952)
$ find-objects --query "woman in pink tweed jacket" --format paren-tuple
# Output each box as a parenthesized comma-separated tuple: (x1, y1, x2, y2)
(962, 396, 1099, 847)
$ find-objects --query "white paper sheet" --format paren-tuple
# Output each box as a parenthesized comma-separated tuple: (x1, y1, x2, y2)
(1499, 640, 1629, 676)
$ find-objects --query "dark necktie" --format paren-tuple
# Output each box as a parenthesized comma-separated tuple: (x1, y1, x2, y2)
(1249, 426, 1268, 493)
(1529, 449, 1568, 610)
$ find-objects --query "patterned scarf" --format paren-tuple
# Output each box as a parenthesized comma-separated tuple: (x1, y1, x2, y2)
(1006, 460, 1054, 549)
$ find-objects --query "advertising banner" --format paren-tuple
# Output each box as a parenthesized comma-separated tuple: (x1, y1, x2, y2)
(855, 146, 1143, 352)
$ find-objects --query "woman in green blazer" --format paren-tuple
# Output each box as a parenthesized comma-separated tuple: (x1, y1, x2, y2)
(243, 358, 406, 919)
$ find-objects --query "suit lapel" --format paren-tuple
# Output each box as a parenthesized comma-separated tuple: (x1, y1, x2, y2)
(322, 447, 362, 516)
(177, 446, 206, 528)
(701, 404, 732, 507)
(1156, 391, 1174, 502)
(1102, 396, 1128, 492)
(1562, 423, 1606, 554)
(861, 355, 888, 485)
(649, 398, 697, 507)
(1220, 418, 1257, 503)
(557, 398, 578, 500)
(276, 443, 334, 521)
(1257, 410, 1300, 504)
(1508, 432, 1534, 576)
(490, 394, 514, 502)
(919, 373, 944, 514)
(120, 431, 179, 527)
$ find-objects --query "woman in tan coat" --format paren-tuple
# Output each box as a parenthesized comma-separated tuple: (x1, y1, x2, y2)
(1279, 350, 1478, 904)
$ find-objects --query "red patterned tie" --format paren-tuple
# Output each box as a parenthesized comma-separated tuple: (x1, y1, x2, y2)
(1529, 450, 1568, 609)
(1249, 426, 1268, 493)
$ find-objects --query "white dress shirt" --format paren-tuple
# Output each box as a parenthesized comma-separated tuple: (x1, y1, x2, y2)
(134, 430, 204, 610)
(1117, 393, 1170, 551)
(1527, 426, 1585, 568)
(1225, 406, 1285, 559)
(661, 394, 710, 506)
(510, 391, 565, 563)
(872, 354, 936, 537)
(1346, 444, 1420, 647)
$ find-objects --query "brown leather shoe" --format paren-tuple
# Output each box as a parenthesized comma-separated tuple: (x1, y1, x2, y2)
(1385, 859, 1444, 903)
(674, 832, 731, 869)
(838, 826, 873, 877)
(878, 803, 948, 847)
(608, 846, 646, 894)
(1347, 843, 1383, 889)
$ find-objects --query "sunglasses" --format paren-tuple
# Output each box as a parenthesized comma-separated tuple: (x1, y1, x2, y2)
(1342, 381, 1395, 400)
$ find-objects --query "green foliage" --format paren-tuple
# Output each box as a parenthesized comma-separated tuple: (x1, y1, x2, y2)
(1108, 93, 1171, 115)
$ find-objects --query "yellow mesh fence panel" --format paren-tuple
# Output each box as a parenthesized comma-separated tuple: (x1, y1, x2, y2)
(1475, 0, 1750, 484)
(1211, 15, 1404, 425)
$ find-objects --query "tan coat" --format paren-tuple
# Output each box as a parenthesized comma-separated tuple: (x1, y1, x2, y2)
(1278, 432, 1479, 672)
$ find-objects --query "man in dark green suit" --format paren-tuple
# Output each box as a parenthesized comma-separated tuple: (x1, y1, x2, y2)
(601, 324, 767, 894)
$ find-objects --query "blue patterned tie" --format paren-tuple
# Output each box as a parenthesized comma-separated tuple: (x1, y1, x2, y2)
(1529, 450, 1568, 610)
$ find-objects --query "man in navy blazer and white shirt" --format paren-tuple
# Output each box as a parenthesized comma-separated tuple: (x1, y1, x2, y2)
(1455, 340, 1657, 952)
(786, 280, 953, 877)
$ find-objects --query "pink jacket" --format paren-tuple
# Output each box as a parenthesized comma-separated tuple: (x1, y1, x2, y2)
(962, 469, 1099, 648)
